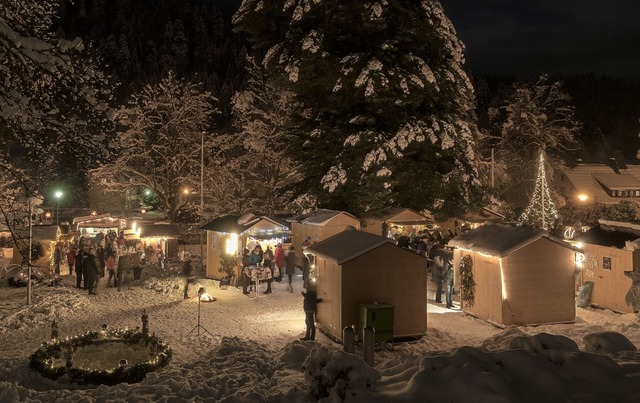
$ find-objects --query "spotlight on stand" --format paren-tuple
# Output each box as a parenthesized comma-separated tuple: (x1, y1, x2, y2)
(187, 287, 213, 336)
(198, 287, 216, 302)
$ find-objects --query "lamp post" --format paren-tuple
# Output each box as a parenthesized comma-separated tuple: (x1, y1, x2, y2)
(200, 131, 205, 275)
(27, 194, 44, 305)
(54, 190, 63, 225)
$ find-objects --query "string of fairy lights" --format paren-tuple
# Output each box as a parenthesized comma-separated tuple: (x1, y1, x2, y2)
(518, 150, 558, 230)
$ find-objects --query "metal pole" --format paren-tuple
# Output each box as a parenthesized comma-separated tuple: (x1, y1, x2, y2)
(28, 200, 33, 305)
(56, 201, 59, 225)
(200, 132, 205, 274)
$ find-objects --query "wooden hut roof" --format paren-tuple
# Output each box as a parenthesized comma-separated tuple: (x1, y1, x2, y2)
(139, 224, 181, 238)
(290, 209, 359, 226)
(578, 219, 640, 248)
(305, 227, 398, 265)
(363, 207, 433, 225)
(201, 214, 290, 238)
(448, 221, 581, 258)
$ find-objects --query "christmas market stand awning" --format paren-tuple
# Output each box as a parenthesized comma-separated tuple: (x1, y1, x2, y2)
(447, 221, 582, 258)
(305, 227, 395, 265)
(138, 224, 181, 239)
(200, 213, 291, 239)
(73, 214, 126, 229)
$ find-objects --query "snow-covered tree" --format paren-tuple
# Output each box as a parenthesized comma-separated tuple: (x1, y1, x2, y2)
(0, 0, 114, 200)
(92, 71, 218, 222)
(488, 74, 581, 187)
(209, 56, 301, 215)
(234, 0, 484, 218)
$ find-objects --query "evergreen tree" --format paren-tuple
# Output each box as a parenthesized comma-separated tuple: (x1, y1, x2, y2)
(234, 0, 484, 218)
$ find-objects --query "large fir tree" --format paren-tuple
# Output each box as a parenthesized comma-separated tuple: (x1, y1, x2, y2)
(234, 0, 484, 218)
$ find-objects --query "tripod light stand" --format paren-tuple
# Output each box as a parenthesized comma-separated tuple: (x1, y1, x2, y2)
(186, 287, 213, 336)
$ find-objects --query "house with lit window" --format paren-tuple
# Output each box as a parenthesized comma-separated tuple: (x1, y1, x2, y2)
(575, 219, 639, 313)
(554, 161, 640, 206)
(448, 222, 582, 325)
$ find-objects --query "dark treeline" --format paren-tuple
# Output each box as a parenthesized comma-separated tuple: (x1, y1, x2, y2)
(57, 0, 640, 165)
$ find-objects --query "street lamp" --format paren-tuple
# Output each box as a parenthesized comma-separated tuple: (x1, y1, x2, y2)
(27, 194, 44, 305)
(54, 190, 63, 225)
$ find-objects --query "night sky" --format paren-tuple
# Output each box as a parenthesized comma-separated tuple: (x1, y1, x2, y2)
(216, 1, 640, 80)
(440, 0, 640, 79)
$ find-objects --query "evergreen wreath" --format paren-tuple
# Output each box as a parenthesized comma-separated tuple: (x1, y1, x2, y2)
(458, 254, 476, 307)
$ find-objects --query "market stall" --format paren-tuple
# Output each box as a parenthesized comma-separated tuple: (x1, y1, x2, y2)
(361, 207, 434, 239)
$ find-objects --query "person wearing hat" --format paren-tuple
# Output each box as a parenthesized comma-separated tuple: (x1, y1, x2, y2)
(85, 247, 101, 295)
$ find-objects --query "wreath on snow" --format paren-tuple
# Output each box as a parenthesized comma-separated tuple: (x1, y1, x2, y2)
(458, 254, 476, 307)
(30, 328, 171, 385)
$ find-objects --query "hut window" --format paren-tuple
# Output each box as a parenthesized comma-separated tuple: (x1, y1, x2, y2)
(602, 257, 611, 270)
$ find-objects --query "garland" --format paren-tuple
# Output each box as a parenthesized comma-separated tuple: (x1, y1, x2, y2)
(458, 254, 476, 307)
(30, 328, 172, 385)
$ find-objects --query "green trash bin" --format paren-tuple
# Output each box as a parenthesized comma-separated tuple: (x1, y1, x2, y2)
(358, 303, 394, 342)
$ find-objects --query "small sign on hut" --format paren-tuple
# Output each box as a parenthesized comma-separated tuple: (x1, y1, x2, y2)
(448, 222, 582, 325)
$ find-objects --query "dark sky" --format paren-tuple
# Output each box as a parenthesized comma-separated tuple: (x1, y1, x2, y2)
(440, 0, 640, 79)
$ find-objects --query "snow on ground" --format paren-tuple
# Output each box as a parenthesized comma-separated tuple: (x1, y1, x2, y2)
(1, 269, 640, 402)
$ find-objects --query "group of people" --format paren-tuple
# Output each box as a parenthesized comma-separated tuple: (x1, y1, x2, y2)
(62, 232, 127, 295)
(240, 243, 299, 295)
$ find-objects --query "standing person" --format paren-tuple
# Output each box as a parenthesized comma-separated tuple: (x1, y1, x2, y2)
(75, 247, 84, 289)
(444, 259, 455, 309)
(274, 243, 285, 282)
(250, 245, 263, 266)
(106, 251, 117, 287)
(53, 244, 61, 275)
(85, 247, 100, 295)
(182, 258, 194, 299)
(241, 248, 251, 295)
(285, 246, 297, 293)
(67, 246, 76, 278)
(97, 244, 106, 278)
(430, 243, 445, 304)
(301, 279, 322, 341)
(82, 246, 91, 290)
(263, 246, 274, 294)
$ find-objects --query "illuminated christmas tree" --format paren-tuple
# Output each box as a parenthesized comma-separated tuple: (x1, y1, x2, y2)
(518, 150, 558, 230)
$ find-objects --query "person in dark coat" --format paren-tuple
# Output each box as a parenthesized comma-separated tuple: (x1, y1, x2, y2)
(263, 246, 274, 294)
(241, 248, 252, 295)
(301, 278, 322, 341)
(85, 247, 100, 295)
(182, 258, 194, 299)
(75, 247, 84, 289)
(67, 247, 76, 277)
(53, 245, 61, 274)
(444, 260, 455, 309)
(285, 246, 297, 293)
(97, 244, 106, 278)
(429, 243, 445, 303)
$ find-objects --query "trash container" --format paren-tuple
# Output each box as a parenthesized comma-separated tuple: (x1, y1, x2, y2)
(358, 303, 394, 342)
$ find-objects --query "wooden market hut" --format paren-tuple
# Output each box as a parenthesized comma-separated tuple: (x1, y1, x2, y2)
(12, 225, 59, 270)
(73, 214, 125, 238)
(138, 223, 181, 260)
(361, 207, 434, 238)
(306, 227, 427, 341)
(290, 209, 361, 266)
(201, 213, 290, 280)
(575, 219, 639, 313)
(448, 222, 581, 325)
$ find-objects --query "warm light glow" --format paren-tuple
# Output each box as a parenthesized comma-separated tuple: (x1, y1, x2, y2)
(145, 189, 151, 196)
(132, 222, 137, 231)
(575, 242, 583, 249)
(44, 212, 51, 219)
(576, 252, 585, 268)
(183, 188, 190, 195)
(141, 209, 146, 214)
(91, 211, 97, 216)
(225, 233, 239, 255)
(54, 191, 63, 199)
(577, 194, 588, 202)
(499, 258, 508, 301)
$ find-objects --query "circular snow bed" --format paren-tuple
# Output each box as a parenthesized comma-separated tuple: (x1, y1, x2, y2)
(30, 328, 171, 385)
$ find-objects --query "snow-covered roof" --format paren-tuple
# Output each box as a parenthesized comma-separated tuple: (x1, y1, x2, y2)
(448, 221, 581, 258)
(139, 224, 180, 238)
(290, 209, 359, 226)
(578, 219, 640, 249)
(305, 227, 400, 265)
(201, 214, 290, 238)
(563, 164, 640, 203)
(363, 207, 433, 225)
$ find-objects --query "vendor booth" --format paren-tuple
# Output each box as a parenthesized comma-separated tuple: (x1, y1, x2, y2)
(361, 207, 434, 238)
(290, 209, 360, 266)
(306, 227, 427, 342)
(448, 222, 581, 325)
(201, 213, 290, 280)
(124, 222, 181, 262)
(73, 214, 126, 239)
(575, 219, 639, 313)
